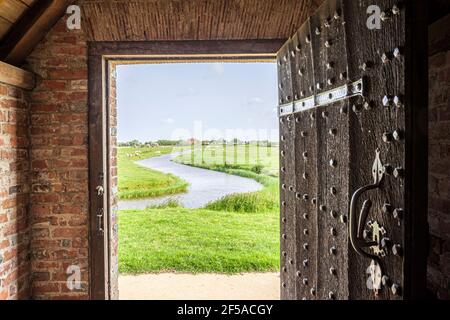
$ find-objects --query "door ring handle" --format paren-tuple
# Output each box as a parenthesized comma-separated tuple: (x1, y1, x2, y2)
(349, 150, 385, 267)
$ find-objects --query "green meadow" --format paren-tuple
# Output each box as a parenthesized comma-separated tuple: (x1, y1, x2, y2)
(118, 146, 189, 199)
(118, 144, 280, 274)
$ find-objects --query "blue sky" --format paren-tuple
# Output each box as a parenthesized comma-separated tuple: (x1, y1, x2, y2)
(116, 62, 279, 142)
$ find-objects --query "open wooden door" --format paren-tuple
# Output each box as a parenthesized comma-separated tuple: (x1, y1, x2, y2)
(277, 0, 428, 300)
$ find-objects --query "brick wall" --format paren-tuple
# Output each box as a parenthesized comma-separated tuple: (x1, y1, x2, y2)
(428, 15, 450, 300)
(25, 17, 90, 299)
(0, 82, 31, 300)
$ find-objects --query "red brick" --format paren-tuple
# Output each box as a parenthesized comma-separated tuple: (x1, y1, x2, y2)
(32, 282, 60, 295)
(72, 238, 88, 248)
(32, 261, 59, 270)
(0, 260, 12, 274)
(54, 91, 86, 102)
(53, 36, 78, 45)
(5, 269, 19, 284)
(0, 239, 10, 249)
(32, 228, 50, 239)
(48, 69, 87, 80)
(32, 160, 48, 170)
(53, 249, 79, 260)
(58, 204, 85, 215)
(52, 20, 70, 32)
(0, 84, 8, 95)
(31, 193, 60, 203)
(0, 98, 27, 109)
(8, 109, 28, 123)
(3, 248, 18, 262)
(0, 110, 7, 122)
(67, 216, 87, 226)
(29, 91, 52, 103)
(37, 80, 67, 91)
(53, 46, 86, 55)
(0, 213, 8, 223)
(31, 126, 58, 135)
(52, 227, 87, 238)
(0, 291, 8, 300)
(44, 58, 68, 67)
(32, 272, 50, 282)
(54, 113, 85, 123)
(7, 87, 23, 99)
(30, 103, 60, 113)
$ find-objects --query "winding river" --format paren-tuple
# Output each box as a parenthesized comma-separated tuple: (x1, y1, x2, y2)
(118, 153, 263, 210)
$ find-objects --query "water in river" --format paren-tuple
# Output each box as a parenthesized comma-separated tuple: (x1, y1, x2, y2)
(118, 153, 263, 210)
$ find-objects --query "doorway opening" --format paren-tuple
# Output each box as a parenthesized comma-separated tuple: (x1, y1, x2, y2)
(114, 62, 280, 299)
(86, 40, 286, 299)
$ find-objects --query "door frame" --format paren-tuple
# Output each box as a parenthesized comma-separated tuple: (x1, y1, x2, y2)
(87, 39, 285, 299)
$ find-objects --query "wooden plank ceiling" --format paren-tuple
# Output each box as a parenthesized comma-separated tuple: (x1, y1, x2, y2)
(0, 0, 325, 66)
(79, 0, 324, 41)
(0, 0, 38, 39)
(1, 0, 449, 66)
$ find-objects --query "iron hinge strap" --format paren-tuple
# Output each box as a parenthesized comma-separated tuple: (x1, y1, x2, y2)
(278, 78, 364, 117)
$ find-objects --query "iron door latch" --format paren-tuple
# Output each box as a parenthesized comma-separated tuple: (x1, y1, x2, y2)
(97, 208, 104, 235)
(349, 150, 385, 263)
(96, 180, 105, 234)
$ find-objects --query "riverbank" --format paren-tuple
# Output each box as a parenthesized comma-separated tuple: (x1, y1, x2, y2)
(119, 151, 263, 210)
(118, 144, 280, 274)
(173, 145, 279, 213)
(118, 146, 189, 199)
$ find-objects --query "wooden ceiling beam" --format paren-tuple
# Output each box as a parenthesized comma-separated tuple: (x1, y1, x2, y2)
(0, 0, 74, 66)
(0, 60, 35, 90)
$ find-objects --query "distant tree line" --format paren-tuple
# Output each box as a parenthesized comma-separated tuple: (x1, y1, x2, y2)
(118, 139, 278, 147)
(118, 140, 184, 147)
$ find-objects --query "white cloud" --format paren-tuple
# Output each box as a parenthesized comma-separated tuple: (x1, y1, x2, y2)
(248, 97, 264, 105)
(211, 63, 225, 76)
(176, 87, 197, 97)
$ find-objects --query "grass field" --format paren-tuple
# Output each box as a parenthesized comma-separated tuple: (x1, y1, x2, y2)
(118, 146, 188, 199)
(118, 143, 280, 274)
(174, 144, 279, 177)
(174, 144, 280, 213)
(119, 208, 279, 274)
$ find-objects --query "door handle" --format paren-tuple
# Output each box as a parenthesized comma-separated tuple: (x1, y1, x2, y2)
(357, 199, 378, 247)
(349, 150, 384, 263)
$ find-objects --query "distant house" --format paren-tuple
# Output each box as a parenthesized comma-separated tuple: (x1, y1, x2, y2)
(187, 138, 199, 145)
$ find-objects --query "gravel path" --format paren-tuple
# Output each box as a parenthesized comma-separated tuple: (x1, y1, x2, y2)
(119, 273, 280, 300)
